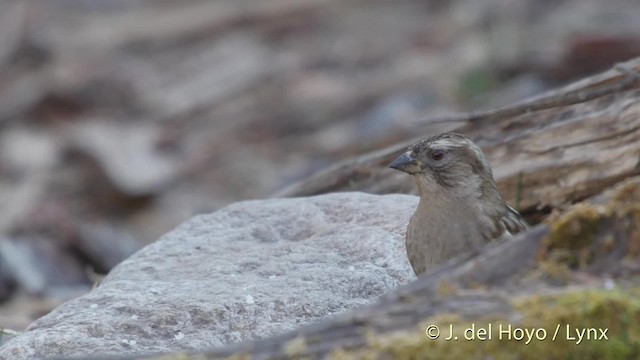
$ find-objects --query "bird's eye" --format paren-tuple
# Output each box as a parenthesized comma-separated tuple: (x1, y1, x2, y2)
(431, 150, 444, 161)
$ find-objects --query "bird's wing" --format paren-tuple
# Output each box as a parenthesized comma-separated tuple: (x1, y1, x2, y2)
(500, 205, 529, 236)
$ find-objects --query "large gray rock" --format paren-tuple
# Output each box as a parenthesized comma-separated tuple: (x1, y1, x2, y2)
(0, 192, 417, 360)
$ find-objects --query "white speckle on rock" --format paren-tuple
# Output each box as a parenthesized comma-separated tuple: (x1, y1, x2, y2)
(131, 315, 138, 320)
(121, 339, 137, 346)
(174, 332, 185, 340)
(268, 275, 276, 279)
(89, 304, 98, 309)
(245, 295, 255, 304)
(348, 266, 355, 271)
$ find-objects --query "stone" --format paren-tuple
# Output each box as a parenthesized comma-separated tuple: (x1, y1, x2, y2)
(67, 120, 181, 196)
(0, 192, 417, 360)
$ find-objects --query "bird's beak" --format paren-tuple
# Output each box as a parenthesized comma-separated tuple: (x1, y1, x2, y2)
(388, 151, 421, 174)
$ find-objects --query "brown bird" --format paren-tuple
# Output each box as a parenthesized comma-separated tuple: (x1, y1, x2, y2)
(389, 133, 528, 276)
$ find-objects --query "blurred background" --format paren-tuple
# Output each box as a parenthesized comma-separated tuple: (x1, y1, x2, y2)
(1, 0, 640, 332)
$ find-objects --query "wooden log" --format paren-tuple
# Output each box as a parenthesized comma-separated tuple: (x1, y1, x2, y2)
(272, 58, 640, 214)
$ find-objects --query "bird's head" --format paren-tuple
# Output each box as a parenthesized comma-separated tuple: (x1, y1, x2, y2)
(389, 133, 495, 196)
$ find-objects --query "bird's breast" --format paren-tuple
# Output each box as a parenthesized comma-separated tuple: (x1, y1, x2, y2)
(406, 200, 492, 272)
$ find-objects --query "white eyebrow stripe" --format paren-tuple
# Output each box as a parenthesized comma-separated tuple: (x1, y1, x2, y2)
(430, 138, 464, 149)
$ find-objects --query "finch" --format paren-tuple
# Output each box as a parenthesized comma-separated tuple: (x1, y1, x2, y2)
(389, 133, 528, 276)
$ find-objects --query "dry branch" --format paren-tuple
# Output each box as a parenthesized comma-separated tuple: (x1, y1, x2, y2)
(273, 57, 640, 212)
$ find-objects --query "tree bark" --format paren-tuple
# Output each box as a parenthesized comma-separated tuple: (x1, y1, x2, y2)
(273, 57, 640, 214)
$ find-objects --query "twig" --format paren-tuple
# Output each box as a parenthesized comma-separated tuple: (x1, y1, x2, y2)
(423, 60, 640, 124)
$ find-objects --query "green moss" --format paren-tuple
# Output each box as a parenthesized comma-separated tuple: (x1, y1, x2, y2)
(544, 204, 609, 257)
(608, 179, 640, 208)
(436, 280, 459, 297)
(284, 336, 309, 359)
(538, 177, 640, 272)
(329, 288, 640, 360)
(512, 289, 640, 359)
(531, 260, 571, 284)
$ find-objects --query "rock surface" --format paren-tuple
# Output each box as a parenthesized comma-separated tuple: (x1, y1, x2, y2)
(0, 192, 417, 360)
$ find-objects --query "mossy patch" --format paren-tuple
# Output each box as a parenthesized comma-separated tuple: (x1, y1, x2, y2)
(329, 288, 640, 360)
(512, 289, 640, 359)
(540, 203, 608, 268)
(608, 179, 640, 207)
(436, 280, 459, 297)
(538, 177, 640, 273)
(284, 336, 308, 358)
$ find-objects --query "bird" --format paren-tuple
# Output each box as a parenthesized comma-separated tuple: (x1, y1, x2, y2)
(388, 133, 528, 276)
